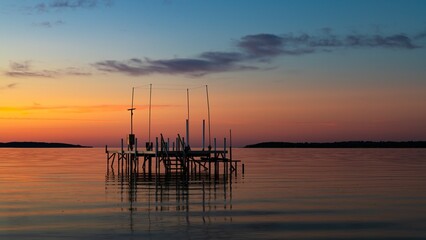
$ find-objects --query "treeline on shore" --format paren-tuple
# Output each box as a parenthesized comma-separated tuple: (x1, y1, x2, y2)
(245, 141, 426, 148)
(0, 142, 91, 148)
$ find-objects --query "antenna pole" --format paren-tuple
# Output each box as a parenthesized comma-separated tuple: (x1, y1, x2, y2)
(129, 87, 135, 134)
(128, 87, 136, 151)
(206, 85, 211, 149)
(148, 83, 152, 144)
(187, 88, 190, 120)
(186, 88, 190, 147)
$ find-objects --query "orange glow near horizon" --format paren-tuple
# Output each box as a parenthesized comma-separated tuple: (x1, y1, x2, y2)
(1, 68, 426, 147)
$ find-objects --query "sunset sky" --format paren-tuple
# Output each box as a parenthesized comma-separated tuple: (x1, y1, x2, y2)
(1, 0, 426, 147)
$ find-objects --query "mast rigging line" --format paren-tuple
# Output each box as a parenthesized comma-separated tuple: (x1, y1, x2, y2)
(128, 83, 210, 146)
(133, 85, 205, 91)
(206, 85, 211, 148)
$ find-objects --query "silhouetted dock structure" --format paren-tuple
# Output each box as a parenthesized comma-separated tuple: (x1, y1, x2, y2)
(106, 134, 241, 183)
(105, 84, 243, 184)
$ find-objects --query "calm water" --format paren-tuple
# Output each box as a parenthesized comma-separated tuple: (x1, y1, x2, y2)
(1, 148, 426, 239)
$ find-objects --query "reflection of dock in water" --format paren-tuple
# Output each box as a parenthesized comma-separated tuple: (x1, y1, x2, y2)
(105, 171, 237, 212)
(105, 170, 240, 233)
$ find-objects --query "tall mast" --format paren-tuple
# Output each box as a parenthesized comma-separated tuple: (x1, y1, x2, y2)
(128, 87, 135, 134)
(187, 88, 190, 120)
(206, 85, 211, 148)
(186, 88, 190, 147)
(148, 83, 152, 144)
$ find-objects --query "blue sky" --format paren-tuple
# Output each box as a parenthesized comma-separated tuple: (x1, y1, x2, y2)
(1, 0, 426, 146)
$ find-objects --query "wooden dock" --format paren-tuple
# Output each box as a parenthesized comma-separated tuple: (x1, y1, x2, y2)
(106, 134, 242, 183)
(106, 84, 244, 184)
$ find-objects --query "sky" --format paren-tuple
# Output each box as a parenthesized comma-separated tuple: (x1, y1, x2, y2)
(1, 0, 426, 147)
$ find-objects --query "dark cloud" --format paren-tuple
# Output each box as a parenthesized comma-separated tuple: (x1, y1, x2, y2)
(3, 30, 421, 79)
(34, 0, 112, 12)
(93, 53, 257, 77)
(238, 32, 419, 59)
(345, 34, 419, 49)
(238, 34, 284, 58)
(199, 51, 245, 64)
(94, 30, 423, 77)
(5, 61, 91, 78)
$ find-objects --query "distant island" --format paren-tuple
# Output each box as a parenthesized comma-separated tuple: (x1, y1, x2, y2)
(245, 141, 426, 148)
(0, 142, 91, 148)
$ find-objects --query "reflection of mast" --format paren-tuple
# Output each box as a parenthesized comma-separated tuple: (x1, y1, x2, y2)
(128, 87, 136, 150)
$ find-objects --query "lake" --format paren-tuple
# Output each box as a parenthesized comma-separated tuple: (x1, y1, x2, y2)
(1, 148, 426, 239)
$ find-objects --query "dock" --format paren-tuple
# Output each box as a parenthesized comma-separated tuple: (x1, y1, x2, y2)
(105, 84, 244, 184)
(106, 134, 241, 183)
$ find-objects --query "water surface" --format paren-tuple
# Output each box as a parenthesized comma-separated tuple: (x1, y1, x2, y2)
(1, 148, 425, 239)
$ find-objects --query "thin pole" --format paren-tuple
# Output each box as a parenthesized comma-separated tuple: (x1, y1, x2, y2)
(229, 129, 232, 161)
(206, 85, 211, 148)
(148, 84, 152, 144)
(186, 88, 190, 147)
(187, 88, 190, 121)
(129, 87, 135, 135)
(186, 119, 189, 148)
(202, 119, 205, 151)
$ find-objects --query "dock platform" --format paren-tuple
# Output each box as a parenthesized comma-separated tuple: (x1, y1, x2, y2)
(106, 135, 242, 183)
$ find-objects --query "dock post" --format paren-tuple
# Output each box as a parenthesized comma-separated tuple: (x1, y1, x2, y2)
(121, 138, 124, 153)
(229, 129, 233, 178)
(176, 137, 179, 151)
(148, 156, 152, 179)
(155, 138, 158, 194)
(214, 138, 217, 158)
(224, 138, 227, 159)
(186, 119, 189, 148)
(202, 119, 205, 151)
(224, 138, 227, 178)
(120, 138, 124, 172)
(155, 137, 159, 176)
(106, 145, 109, 172)
(215, 137, 218, 179)
(135, 138, 138, 172)
(242, 163, 245, 174)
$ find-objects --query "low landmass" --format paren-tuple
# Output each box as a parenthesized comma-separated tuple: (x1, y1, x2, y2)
(0, 142, 91, 148)
(245, 141, 426, 148)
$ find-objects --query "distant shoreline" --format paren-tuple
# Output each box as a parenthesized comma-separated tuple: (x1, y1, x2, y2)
(0, 142, 92, 148)
(245, 141, 426, 148)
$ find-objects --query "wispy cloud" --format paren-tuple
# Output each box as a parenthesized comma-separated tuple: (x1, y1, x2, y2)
(0, 104, 174, 114)
(34, 20, 65, 28)
(0, 83, 18, 90)
(34, 0, 112, 13)
(6, 61, 56, 78)
(94, 29, 423, 77)
(93, 53, 256, 77)
(414, 30, 426, 40)
(238, 31, 419, 58)
(5, 61, 91, 78)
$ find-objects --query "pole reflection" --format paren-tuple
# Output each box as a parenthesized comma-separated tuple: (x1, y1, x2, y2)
(105, 169, 238, 233)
